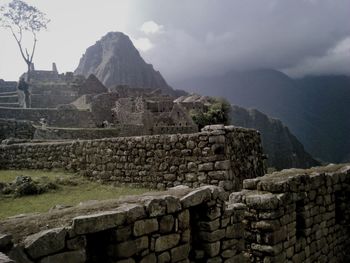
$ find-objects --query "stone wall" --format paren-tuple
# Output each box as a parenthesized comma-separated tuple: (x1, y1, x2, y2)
(0, 107, 95, 128)
(0, 186, 246, 263)
(230, 164, 350, 262)
(0, 119, 35, 140)
(1, 165, 350, 262)
(0, 125, 266, 191)
(33, 127, 142, 140)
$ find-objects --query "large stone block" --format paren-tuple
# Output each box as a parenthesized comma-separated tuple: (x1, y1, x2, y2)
(170, 244, 190, 262)
(134, 219, 159, 236)
(24, 228, 66, 259)
(72, 210, 126, 235)
(180, 187, 211, 208)
(155, 234, 180, 252)
(0, 252, 14, 263)
(109, 236, 148, 258)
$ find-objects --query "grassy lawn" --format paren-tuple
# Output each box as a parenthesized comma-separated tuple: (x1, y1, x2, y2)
(0, 170, 149, 220)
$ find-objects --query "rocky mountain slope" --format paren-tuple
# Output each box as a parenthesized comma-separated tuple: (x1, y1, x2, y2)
(230, 105, 319, 170)
(75, 32, 174, 94)
(176, 70, 350, 163)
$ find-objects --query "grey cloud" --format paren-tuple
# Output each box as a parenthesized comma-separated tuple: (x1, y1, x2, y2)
(132, 0, 350, 82)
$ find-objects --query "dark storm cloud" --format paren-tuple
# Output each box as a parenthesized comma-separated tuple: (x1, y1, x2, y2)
(133, 0, 350, 82)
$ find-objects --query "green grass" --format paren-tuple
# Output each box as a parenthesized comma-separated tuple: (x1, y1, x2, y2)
(0, 170, 149, 220)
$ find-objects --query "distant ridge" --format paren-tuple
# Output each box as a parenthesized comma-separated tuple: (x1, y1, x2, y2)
(176, 69, 350, 163)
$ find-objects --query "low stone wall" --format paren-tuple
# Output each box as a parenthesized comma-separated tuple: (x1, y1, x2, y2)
(1, 165, 350, 262)
(0, 186, 245, 263)
(0, 119, 35, 141)
(230, 164, 350, 262)
(0, 125, 266, 191)
(0, 107, 96, 128)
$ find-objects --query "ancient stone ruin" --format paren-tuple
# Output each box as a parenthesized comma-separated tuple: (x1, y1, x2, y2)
(0, 164, 349, 262)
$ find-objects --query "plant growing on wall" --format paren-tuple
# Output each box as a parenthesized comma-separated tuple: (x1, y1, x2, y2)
(190, 98, 231, 129)
(0, 0, 49, 106)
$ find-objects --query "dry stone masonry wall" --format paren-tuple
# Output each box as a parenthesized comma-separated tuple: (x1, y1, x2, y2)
(0, 119, 35, 141)
(1, 165, 350, 262)
(230, 164, 350, 262)
(0, 186, 245, 263)
(0, 125, 266, 191)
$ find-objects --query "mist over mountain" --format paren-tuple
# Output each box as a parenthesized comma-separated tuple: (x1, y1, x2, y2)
(75, 32, 174, 94)
(175, 70, 350, 163)
(230, 105, 319, 170)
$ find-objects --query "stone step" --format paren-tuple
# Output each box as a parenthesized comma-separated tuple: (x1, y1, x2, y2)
(0, 103, 20, 108)
(0, 95, 19, 103)
(0, 91, 18, 96)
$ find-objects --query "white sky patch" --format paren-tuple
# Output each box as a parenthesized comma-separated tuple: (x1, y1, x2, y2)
(132, 37, 154, 52)
(140, 21, 164, 35)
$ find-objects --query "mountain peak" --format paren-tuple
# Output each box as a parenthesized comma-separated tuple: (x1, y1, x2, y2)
(75, 32, 174, 94)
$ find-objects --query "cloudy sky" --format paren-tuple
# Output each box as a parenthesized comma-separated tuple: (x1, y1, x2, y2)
(0, 0, 349, 84)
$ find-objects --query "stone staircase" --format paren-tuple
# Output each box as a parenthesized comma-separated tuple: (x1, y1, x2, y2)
(0, 91, 20, 108)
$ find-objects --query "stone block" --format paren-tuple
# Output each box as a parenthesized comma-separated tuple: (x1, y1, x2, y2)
(109, 236, 148, 258)
(39, 250, 86, 263)
(203, 241, 220, 257)
(199, 229, 225, 242)
(143, 197, 167, 217)
(208, 171, 228, 180)
(226, 224, 244, 239)
(160, 215, 174, 233)
(72, 210, 126, 235)
(0, 252, 14, 263)
(198, 219, 220, 231)
(178, 210, 190, 230)
(24, 228, 66, 259)
(155, 234, 180, 252)
(158, 251, 171, 263)
(180, 187, 211, 208)
(66, 236, 86, 250)
(134, 218, 158, 236)
(113, 225, 132, 242)
(140, 253, 157, 263)
(198, 163, 214, 171)
(245, 193, 280, 210)
(170, 244, 190, 262)
(215, 160, 231, 170)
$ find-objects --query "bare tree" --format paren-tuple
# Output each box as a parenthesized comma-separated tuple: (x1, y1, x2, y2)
(0, 0, 49, 107)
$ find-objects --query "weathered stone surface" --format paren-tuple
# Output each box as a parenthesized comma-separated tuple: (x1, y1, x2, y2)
(0, 252, 14, 263)
(134, 219, 158, 236)
(8, 245, 33, 263)
(113, 225, 132, 242)
(199, 229, 226, 242)
(39, 250, 86, 263)
(66, 236, 86, 250)
(140, 253, 157, 263)
(159, 215, 174, 233)
(203, 241, 220, 257)
(0, 126, 265, 192)
(73, 210, 126, 235)
(158, 251, 171, 263)
(155, 234, 180, 252)
(170, 244, 191, 262)
(24, 228, 66, 259)
(109, 236, 148, 258)
(181, 187, 211, 208)
(178, 210, 190, 230)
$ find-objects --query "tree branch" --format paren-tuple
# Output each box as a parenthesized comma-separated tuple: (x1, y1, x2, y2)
(9, 26, 29, 64)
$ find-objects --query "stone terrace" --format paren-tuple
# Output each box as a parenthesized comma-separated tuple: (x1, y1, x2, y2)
(0, 125, 266, 191)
